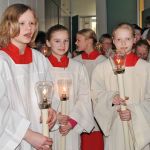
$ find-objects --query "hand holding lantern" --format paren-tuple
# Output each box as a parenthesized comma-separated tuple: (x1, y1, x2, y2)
(109, 51, 131, 150)
(35, 81, 53, 137)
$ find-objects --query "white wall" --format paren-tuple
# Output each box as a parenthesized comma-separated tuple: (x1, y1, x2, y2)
(96, 0, 107, 38)
(0, 0, 45, 30)
(71, 0, 96, 16)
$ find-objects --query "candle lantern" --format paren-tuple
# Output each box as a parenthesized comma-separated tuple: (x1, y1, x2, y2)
(57, 79, 72, 150)
(109, 51, 131, 150)
(109, 50, 126, 74)
(35, 81, 53, 137)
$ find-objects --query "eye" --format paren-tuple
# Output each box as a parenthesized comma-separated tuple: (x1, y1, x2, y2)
(116, 38, 121, 42)
(30, 22, 35, 25)
(55, 40, 60, 43)
(19, 22, 25, 25)
(64, 39, 69, 43)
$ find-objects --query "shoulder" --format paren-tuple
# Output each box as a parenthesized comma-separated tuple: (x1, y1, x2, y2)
(31, 49, 50, 69)
(137, 58, 150, 69)
(69, 58, 87, 74)
(69, 58, 84, 67)
(73, 54, 82, 61)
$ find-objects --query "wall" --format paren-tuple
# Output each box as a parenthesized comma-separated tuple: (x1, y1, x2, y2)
(106, 0, 137, 34)
(96, 0, 107, 38)
(144, 0, 150, 9)
(71, 0, 96, 16)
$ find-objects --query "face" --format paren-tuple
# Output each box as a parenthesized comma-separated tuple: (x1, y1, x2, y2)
(11, 10, 36, 48)
(46, 30, 69, 59)
(113, 28, 134, 54)
(101, 38, 112, 51)
(75, 34, 88, 51)
(134, 29, 142, 43)
(136, 45, 149, 60)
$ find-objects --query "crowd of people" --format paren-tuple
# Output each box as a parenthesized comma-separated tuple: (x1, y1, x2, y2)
(1, 3, 150, 150)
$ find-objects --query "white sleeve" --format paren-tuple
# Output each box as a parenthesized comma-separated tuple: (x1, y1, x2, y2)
(70, 64, 95, 133)
(91, 63, 118, 136)
(127, 68, 150, 149)
(0, 74, 30, 150)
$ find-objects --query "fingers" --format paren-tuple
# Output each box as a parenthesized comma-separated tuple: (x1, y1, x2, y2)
(113, 95, 129, 106)
(47, 108, 57, 129)
(57, 114, 69, 125)
(117, 109, 131, 121)
(59, 123, 72, 136)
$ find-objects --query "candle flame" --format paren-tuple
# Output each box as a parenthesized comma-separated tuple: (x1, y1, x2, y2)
(116, 59, 121, 64)
(43, 88, 47, 96)
(63, 87, 66, 92)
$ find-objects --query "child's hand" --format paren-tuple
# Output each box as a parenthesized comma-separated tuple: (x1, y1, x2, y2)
(24, 129, 52, 150)
(59, 122, 72, 136)
(57, 113, 69, 125)
(117, 108, 131, 121)
(47, 108, 57, 129)
(112, 94, 128, 106)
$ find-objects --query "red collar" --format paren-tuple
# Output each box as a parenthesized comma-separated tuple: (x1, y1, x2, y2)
(125, 52, 139, 67)
(1, 43, 32, 64)
(81, 49, 100, 60)
(48, 54, 69, 68)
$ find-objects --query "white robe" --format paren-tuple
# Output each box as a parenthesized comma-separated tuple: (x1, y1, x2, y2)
(49, 59, 95, 150)
(74, 54, 106, 132)
(74, 54, 106, 81)
(91, 58, 150, 150)
(0, 49, 52, 150)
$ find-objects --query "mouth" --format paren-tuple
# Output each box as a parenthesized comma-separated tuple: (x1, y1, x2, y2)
(24, 33, 32, 39)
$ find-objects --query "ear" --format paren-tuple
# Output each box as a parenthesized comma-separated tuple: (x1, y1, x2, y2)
(46, 40, 51, 47)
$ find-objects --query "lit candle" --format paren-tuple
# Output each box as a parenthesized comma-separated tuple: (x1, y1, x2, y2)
(41, 88, 49, 137)
(110, 52, 130, 149)
(60, 86, 67, 150)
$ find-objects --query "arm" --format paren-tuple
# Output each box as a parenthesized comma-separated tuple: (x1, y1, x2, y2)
(69, 64, 95, 133)
(91, 62, 118, 136)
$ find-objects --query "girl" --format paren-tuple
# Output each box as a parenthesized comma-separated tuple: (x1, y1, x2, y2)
(0, 4, 56, 150)
(91, 23, 150, 150)
(46, 24, 94, 150)
(74, 28, 106, 150)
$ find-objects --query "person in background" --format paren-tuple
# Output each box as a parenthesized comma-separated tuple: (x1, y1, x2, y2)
(74, 28, 106, 150)
(92, 23, 150, 150)
(135, 39, 150, 61)
(46, 24, 95, 150)
(146, 28, 150, 45)
(132, 24, 142, 43)
(35, 31, 51, 57)
(0, 4, 56, 150)
(99, 33, 113, 57)
(142, 16, 150, 39)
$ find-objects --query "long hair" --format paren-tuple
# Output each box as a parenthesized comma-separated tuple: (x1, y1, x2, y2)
(0, 3, 38, 48)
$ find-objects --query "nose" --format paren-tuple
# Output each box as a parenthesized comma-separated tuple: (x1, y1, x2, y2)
(121, 40, 126, 46)
(60, 41, 66, 48)
(26, 23, 32, 30)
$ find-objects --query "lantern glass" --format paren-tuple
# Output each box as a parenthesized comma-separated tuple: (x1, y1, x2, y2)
(35, 81, 53, 109)
(57, 79, 72, 101)
(109, 51, 126, 74)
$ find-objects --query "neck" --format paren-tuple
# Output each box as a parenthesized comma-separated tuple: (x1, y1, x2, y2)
(52, 52, 62, 61)
(84, 47, 94, 54)
(11, 40, 26, 54)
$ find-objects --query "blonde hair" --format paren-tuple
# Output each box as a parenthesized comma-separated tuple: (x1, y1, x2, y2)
(112, 23, 134, 38)
(0, 3, 38, 48)
(77, 28, 97, 47)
